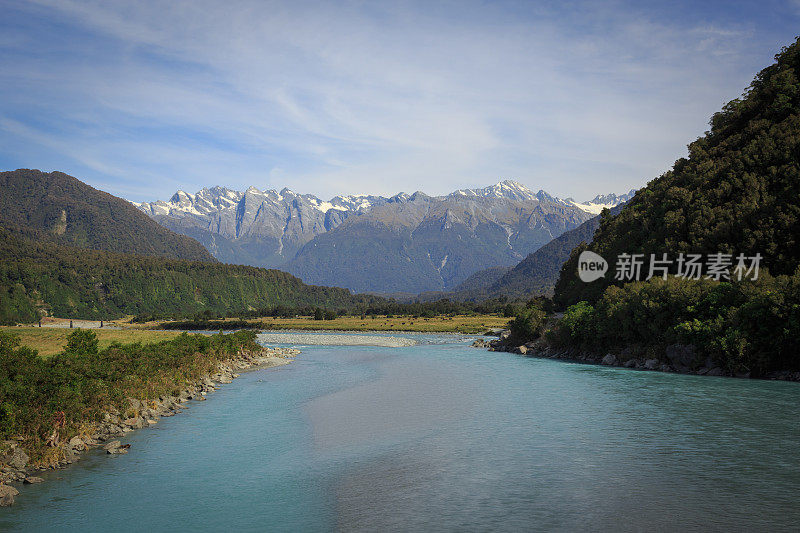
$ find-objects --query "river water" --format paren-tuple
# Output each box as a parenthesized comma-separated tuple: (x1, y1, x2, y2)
(2, 333, 799, 532)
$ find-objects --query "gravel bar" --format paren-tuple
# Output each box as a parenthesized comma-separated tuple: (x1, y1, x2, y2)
(257, 333, 417, 347)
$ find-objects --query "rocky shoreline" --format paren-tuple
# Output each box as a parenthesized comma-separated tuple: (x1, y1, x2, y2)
(0, 344, 299, 507)
(474, 332, 800, 382)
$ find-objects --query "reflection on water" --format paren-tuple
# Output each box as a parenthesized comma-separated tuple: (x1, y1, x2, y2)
(2, 335, 799, 532)
(307, 355, 479, 450)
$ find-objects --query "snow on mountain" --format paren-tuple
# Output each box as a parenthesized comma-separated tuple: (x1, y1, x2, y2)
(132, 180, 628, 288)
(138, 180, 631, 220)
(451, 180, 543, 202)
(565, 189, 636, 215)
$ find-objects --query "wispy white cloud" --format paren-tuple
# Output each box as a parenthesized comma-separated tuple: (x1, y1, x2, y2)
(0, 0, 797, 201)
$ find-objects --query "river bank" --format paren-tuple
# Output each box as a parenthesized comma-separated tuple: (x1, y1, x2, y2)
(0, 336, 299, 507)
(477, 333, 800, 382)
(4, 334, 798, 531)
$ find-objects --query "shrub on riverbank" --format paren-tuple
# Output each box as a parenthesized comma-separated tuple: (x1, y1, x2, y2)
(509, 303, 547, 343)
(0, 328, 259, 465)
(543, 273, 800, 375)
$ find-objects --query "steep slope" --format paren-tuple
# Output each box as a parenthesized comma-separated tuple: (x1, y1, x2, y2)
(555, 38, 800, 307)
(285, 184, 593, 293)
(0, 169, 214, 262)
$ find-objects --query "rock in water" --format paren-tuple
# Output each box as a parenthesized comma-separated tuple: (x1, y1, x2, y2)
(23, 477, 44, 484)
(601, 353, 617, 366)
(0, 485, 19, 507)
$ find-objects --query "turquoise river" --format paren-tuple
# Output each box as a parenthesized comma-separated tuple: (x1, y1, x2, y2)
(2, 333, 799, 532)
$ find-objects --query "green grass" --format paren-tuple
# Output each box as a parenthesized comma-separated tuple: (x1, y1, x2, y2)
(1, 327, 184, 357)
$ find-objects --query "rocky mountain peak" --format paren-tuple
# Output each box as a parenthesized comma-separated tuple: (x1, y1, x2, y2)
(170, 190, 194, 204)
(451, 180, 543, 202)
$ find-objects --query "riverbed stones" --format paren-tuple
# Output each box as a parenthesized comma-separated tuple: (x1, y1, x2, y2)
(665, 344, 697, 370)
(123, 417, 146, 429)
(127, 397, 142, 411)
(1, 441, 29, 470)
(0, 484, 19, 507)
(68, 436, 85, 451)
(23, 476, 44, 484)
(104, 441, 130, 455)
(601, 353, 617, 365)
(644, 359, 659, 370)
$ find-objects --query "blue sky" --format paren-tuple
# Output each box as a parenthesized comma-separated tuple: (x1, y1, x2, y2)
(0, 0, 798, 202)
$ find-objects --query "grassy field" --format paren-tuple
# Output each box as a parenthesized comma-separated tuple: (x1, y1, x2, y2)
(0, 327, 183, 357)
(143, 314, 511, 334)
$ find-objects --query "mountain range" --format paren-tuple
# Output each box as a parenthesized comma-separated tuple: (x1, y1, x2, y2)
(0, 169, 383, 324)
(135, 181, 634, 293)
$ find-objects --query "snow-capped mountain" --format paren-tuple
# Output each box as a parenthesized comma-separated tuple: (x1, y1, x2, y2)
(136, 186, 384, 218)
(565, 189, 637, 215)
(134, 180, 630, 293)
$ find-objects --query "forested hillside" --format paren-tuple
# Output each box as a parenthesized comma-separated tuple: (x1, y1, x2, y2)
(529, 39, 800, 376)
(555, 39, 800, 306)
(0, 169, 215, 262)
(0, 225, 380, 324)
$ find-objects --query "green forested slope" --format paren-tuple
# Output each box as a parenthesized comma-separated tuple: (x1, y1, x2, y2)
(0, 169, 215, 262)
(0, 226, 380, 324)
(535, 39, 800, 376)
(555, 39, 800, 306)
